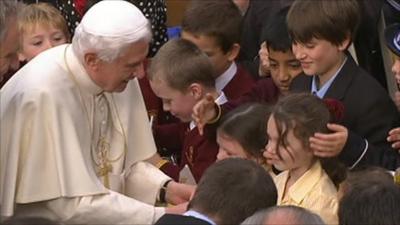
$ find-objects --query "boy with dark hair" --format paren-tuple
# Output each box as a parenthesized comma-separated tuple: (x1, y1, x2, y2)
(181, 0, 255, 100)
(155, 158, 277, 225)
(149, 38, 226, 182)
(287, 0, 400, 170)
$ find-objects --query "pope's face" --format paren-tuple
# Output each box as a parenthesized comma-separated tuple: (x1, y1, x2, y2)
(90, 40, 149, 92)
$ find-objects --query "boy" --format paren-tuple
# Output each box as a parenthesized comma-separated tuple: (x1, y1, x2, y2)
(181, 0, 255, 100)
(149, 38, 226, 182)
(155, 158, 277, 225)
(18, 3, 70, 62)
(287, 0, 400, 169)
(385, 23, 400, 150)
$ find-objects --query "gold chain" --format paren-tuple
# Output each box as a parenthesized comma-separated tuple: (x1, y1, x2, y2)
(63, 45, 128, 187)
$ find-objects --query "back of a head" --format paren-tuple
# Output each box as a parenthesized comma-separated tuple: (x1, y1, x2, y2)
(265, 206, 325, 225)
(287, 0, 360, 46)
(189, 158, 277, 225)
(218, 103, 270, 160)
(339, 180, 400, 225)
(0, 0, 20, 42)
(72, 0, 151, 62)
(260, 6, 291, 52)
(182, 0, 242, 53)
(18, 3, 70, 41)
(149, 38, 215, 92)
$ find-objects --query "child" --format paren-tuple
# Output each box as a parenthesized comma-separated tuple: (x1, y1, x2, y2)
(287, 0, 400, 170)
(155, 158, 277, 225)
(264, 93, 345, 224)
(149, 38, 225, 182)
(18, 3, 70, 62)
(385, 23, 400, 150)
(216, 103, 269, 166)
(181, 0, 255, 100)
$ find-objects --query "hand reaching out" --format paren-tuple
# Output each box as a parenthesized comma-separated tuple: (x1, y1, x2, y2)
(192, 93, 217, 135)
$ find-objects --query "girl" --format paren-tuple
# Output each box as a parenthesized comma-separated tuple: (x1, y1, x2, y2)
(216, 103, 270, 166)
(264, 93, 346, 225)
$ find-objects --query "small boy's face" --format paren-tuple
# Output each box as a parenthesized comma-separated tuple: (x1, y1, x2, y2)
(292, 37, 349, 78)
(19, 24, 68, 61)
(392, 54, 400, 84)
(267, 47, 302, 95)
(216, 131, 248, 161)
(181, 31, 237, 77)
(149, 77, 198, 122)
(263, 115, 314, 172)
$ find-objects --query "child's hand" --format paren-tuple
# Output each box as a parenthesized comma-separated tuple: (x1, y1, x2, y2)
(387, 127, 400, 150)
(258, 42, 270, 77)
(192, 93, 217, 135)
(310, 123, 348, 157)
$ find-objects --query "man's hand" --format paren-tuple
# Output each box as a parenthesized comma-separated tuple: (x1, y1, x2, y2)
(387, 127, 400, 150)
(165, 181, 195, 205)
(310, 123, 348, 158)
(165, 202, 189, 215)
(192, 93, 217, 135)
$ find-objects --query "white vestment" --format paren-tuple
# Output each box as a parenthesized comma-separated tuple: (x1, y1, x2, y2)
(0, 44, 170, 224)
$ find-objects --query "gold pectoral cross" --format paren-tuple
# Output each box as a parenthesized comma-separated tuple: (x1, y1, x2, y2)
(96, 137, 113, 188)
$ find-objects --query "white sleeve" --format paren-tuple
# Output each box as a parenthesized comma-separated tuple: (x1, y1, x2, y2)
(45, 190, 165, 224)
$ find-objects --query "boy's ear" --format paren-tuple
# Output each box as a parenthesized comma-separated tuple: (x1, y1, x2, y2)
(227, 43, 241, 61)
(188, 83, 203, 100)
(84, 53, 101, 72)
(18, 52, 27, 62)
(338, 34, 352, 51)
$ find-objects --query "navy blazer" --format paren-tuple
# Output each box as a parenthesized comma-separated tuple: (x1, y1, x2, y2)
(290, 55, 400, 170)
(155, 214, 212, 225)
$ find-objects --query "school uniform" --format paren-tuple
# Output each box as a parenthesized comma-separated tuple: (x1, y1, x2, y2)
(218, 62, 256, 100)
(155, 212, 215, 225)
(290, 55, 400, 170)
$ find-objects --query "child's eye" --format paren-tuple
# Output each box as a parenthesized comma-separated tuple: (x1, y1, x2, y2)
(289, 62, 301, 68)
(269, 63, 278, 69)
(32, 41, 42, 46)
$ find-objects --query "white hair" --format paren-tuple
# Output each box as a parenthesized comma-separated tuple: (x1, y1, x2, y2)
(71, 21, 152, 62)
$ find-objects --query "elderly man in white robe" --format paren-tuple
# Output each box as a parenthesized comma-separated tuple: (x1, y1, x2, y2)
(0, 0, 192, 224)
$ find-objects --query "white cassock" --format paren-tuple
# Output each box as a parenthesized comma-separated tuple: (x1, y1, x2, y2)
(0, 44, 170, 224)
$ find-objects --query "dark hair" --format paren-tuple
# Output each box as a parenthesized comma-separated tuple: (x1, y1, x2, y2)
(287, 0, 360, 46)
(181, 0, 242, 53)
(148, 38, 215, 92)
(189, 158, 277, 225)
(260, 6, 292, 52)
(217, 103, 270, 161)
(340, 166, 394, 195)
(339, 180, 400, 225)
(270, 93, 346, 186)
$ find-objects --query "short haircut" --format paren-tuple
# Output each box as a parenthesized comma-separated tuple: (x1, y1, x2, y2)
(260, 6, 291, 52)
(287, 0, 360, 46)
(339, 179, 400, 225)
(189, 158, 277, 225)
(148, 38, 215, 92)
(181, 0, 242, 53)
(0, 1, 21, 42)
(340, 166, 394, 195)
(218, 103, 270, 160)
(242, 206, 325, 225)
(18, 3, 70, 41)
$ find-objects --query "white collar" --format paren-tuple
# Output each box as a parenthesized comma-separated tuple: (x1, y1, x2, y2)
(215, 62, 237, 92)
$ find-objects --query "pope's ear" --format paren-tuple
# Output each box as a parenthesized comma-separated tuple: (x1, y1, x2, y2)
(84, 53, 100, 71)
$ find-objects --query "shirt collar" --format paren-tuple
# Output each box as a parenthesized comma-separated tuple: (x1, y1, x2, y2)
(184, 210, 217, 225)
(285, 161, 324, 204)
(189, 91, 227, 130)
(311, 56, 347, 98)
(215, 62, 237, 92)
(65, 44, 103, 95)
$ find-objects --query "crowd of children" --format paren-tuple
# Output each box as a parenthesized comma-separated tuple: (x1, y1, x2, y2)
(2, 0, 400, 224)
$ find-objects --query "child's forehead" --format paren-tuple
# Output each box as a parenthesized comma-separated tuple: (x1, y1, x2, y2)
(21, 21, 62, 34)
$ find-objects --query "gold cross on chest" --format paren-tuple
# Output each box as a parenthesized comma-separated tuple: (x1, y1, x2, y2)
(96, 137, 113, 188)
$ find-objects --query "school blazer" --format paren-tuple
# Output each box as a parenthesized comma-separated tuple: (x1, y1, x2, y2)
(290, 55, 400, 170)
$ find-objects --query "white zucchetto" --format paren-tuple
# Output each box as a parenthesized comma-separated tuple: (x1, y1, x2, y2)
(80, 0, 149, 38)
